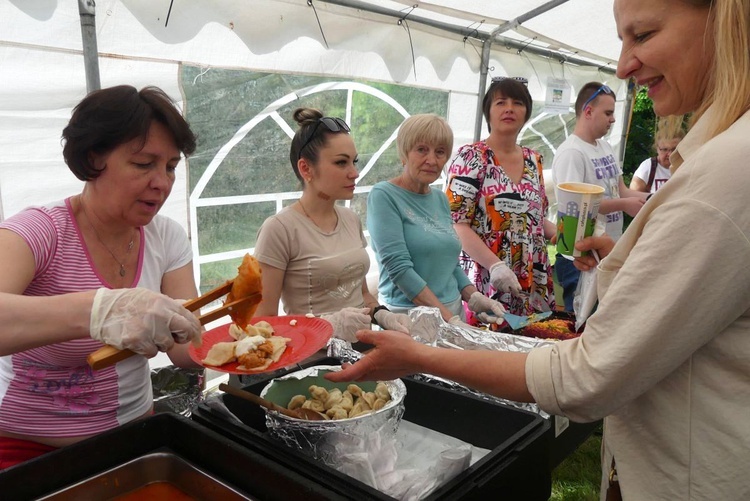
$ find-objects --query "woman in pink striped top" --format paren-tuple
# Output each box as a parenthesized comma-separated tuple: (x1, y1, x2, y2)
(0, 85, 202, 468)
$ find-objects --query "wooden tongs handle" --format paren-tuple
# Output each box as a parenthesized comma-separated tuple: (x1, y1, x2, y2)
(87, 281, 258, 370)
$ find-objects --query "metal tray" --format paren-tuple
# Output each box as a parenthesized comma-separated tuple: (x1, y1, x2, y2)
(0, 413, 349, 501)
(38, 451, 248, 500)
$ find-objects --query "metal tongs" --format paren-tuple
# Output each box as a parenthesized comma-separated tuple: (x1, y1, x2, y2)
(86, 281, 260, 370)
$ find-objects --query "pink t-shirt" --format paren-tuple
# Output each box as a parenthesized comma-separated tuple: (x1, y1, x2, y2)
(0, 198, 191, 438)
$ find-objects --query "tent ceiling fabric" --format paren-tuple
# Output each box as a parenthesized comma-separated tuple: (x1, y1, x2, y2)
(339, 0, 620, 68)
(0, 0, 625, 228)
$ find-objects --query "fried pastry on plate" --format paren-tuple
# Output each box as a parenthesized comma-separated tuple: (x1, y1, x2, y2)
(226, 254, 263, 329)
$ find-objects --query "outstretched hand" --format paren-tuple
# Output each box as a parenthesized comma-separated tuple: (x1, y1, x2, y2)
(324, 329, 425, 382)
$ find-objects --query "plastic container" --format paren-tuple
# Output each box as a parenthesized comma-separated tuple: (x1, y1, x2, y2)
(193, 357, 552, 500)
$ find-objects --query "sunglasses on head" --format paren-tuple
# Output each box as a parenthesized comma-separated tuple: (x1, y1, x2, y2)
(581, 85, 614, 111)
(297, 117, 351, 162)
(491, 76, 529, 86)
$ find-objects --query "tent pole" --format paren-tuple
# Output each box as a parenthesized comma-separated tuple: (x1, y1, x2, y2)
(78, 0, 101, 92)
(473, 39, 492, 142)
(619, 80, 636, 162)
(474, 0, 570, 142)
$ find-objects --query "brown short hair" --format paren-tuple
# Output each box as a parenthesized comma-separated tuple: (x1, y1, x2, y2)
(575, 82, 616, 118)
(62, 85, 196, 181)
(482, 78, 533, 132)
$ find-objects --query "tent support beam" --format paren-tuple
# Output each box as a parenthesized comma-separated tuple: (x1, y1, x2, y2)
(474, 0, 571, 140)
(316, 0, 613, 73)
(490, 0, 570, 38)
(78, 0, 101, 93)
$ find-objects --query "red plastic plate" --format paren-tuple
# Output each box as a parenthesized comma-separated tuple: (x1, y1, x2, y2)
(189, 316, 333, 374)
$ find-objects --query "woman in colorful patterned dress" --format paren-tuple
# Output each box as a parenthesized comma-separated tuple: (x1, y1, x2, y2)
(446, 77, 556, 320)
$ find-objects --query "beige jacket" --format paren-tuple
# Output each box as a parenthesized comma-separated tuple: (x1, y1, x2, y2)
(526, 107, 750, 500)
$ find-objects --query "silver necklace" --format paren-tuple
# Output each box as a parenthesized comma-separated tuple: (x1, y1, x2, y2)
(79, 197, 135, 277)
(298, 199, 338, 230)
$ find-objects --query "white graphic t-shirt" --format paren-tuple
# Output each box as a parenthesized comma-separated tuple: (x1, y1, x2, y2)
(552, 134, 624, 240)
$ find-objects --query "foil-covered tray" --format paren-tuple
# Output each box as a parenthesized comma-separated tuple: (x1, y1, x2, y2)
(328, 307, 556, 417)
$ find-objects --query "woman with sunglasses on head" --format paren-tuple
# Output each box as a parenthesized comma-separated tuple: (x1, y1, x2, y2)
(446, 77, 556, 321)
(253, 108, 411, 341)
(330, 0, 750, 498)
(630, 117, 685, 194)
(366, 114, 506, 328)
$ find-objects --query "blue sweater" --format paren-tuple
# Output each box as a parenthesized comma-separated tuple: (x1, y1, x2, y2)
(367, 181, 472, 308)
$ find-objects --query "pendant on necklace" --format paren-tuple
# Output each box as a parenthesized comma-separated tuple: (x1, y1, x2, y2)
(119, 265, 126, 277)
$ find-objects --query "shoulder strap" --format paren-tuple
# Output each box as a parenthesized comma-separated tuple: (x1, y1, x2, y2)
(646, 156, 658, 192)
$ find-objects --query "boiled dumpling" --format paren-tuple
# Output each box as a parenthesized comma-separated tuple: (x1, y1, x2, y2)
(324, 388, 343, 410)
(288, 395, 306, 410)
(339, 391, 354, 412)
(309, 385, 329, 402)
(374, 382, 390, 402)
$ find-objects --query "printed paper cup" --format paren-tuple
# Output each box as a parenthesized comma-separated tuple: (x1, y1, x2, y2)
(555, 182, 604, 258)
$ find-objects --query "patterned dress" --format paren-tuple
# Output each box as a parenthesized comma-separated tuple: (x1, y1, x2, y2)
(446, 141, 555, 319)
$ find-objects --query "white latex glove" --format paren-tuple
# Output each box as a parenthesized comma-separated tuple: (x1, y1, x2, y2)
(447, 315, 474, 331)
(489, 261, 522, 295)
(321, 307, 371, 342)
(90, 288, 201, 357)
(373, 309, 412, 334)
(467, 291, 506, 324)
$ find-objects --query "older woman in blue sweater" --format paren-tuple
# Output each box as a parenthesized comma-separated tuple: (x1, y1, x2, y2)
(367, 114, 505, 326)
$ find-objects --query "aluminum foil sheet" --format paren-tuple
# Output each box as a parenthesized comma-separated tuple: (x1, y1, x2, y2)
(408, 307, 553, 416)
(259, 365, 407, 467)
(408, 306, 556, 353)
(151, 366, 204, 416)
(327, 308, 555, 416)
(327, 337, 365, 362)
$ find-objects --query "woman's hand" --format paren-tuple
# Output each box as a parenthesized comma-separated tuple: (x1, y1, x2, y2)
(467, 291, 506, 323)
(89, 288, 201, 357)
(321, 307, 371, 342)
(373, 309, 412, 334)
(489, 262, 522, 295)
(325, 330, 425, 382)
(573, 235, 616, 271)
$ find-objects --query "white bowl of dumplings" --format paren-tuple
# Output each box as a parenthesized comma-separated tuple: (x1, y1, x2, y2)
(258, 365, 406, 462)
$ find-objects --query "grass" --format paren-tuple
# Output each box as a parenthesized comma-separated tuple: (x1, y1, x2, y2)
(550, 431, 602, 501)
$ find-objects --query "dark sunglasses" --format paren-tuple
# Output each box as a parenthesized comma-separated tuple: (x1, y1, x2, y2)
(297, 117, 351, 162)
(491, 76, 529, 86)
(581, 85, 614, 111)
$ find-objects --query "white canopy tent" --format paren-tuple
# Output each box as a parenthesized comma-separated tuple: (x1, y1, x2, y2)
(0, 0, 627, 291)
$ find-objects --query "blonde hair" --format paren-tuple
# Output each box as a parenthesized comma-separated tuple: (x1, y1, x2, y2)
(396, 114, 453, 163)
(691, 0, 750, 139)
(654, 116, 686, 147)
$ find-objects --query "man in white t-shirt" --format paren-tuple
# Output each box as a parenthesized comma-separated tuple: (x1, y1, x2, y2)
(630, 129, 684, 194)
(551, 81, 648, 311)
